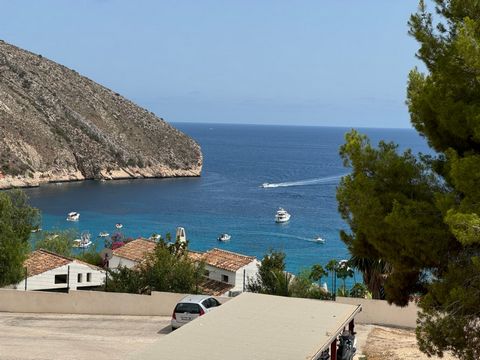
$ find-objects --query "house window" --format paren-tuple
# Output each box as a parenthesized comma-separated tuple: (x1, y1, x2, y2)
(54, 274, 67, 284)
(222, 274, 229, 283)
(86, 273, 92, 282)
(77, 274, 83, 283)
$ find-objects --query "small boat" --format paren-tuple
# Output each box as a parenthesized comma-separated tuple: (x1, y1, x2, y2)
(115, 223, 123, 229)
(217, 233, 231, 242)
(275, 208, 291, 223)
(150, 234, 161, 241)
(261, 183, 270, 188)
(73, 231, 92, 248)
(98, 232, 109, 237)
(31, 227, 42, 233)
(66, 212, 80, 221)
(312, 236, 326, 244)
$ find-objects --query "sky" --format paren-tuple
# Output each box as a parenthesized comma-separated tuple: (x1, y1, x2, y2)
(0, 1, 424, 128)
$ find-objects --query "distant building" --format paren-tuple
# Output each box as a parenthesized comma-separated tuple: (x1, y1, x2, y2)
(11, 249, 104, 292)
(196, 248, 260, 296)
(109, 238, 157, 269)
(108, 238, 259, 297)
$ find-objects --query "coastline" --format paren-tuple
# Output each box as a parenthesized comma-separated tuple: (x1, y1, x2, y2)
(0, 164, 202, 190)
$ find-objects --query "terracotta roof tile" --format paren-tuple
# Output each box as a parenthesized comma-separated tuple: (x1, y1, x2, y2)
(201, 248, 256, 272)
(25, 249, 101, 277)
(112, 238, 157, 262)
(199, 277, 234, 296)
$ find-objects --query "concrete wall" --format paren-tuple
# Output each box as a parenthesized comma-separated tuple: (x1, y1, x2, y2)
(0, 289, 230, 316)
(336, 297, 419, 328)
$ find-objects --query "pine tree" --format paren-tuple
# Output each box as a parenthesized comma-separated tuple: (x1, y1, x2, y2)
(337, 1, 480, 358)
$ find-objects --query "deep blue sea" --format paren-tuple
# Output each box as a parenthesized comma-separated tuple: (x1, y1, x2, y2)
(25, 123, 430, 279)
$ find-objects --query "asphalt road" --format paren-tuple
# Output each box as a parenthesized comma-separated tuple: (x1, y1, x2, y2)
(0, 313, 171, 360)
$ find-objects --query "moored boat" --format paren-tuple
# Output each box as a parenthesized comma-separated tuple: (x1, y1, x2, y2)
(115, 223, 123, 229)
(66, 212, 80, 221)
(73, 231, 92, 248)
(99, 232, 109, 237)
(217, 233, 231, 242)
(275, 208, 291, 223)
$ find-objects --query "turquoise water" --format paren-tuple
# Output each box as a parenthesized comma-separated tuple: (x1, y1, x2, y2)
(26, 124, 429, 281)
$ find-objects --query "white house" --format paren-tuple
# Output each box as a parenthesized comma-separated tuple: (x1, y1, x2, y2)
(197, 248, 260, 296)
(109, 238, 157, 269)
(108, 238, 259, 297)
(13, 249, 105, 291)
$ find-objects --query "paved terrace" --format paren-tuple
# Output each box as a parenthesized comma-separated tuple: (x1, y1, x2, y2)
(0, 313, 171, 360)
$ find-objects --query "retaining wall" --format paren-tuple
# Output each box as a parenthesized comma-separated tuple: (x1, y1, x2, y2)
(336, 296, 418, 328)
(0, 289, 229, 316)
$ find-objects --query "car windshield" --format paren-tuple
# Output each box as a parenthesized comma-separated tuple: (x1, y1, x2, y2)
(174, 303, 201, 314)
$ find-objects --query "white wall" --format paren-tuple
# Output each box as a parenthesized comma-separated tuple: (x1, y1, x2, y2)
(109, 255, 137, 269)
(205, 265, 236, 285)
(15, 262, 105, 291)
(233, 260, 260, 292)
(336, 297, 418, 328)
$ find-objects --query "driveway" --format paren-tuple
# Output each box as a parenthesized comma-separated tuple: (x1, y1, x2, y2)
(0, 312, 171, 360)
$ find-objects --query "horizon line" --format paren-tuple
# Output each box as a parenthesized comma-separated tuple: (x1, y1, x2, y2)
(170, 121, 415, 131)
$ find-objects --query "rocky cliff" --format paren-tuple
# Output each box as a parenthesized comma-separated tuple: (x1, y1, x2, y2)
(0, 40, 202, 189)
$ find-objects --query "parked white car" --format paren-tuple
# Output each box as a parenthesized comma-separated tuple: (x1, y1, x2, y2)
(171, 295, 221, 330)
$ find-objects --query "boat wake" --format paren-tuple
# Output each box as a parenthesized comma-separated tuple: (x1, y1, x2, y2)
(248, 231, 318, 243)
(261, 174, 347, 188)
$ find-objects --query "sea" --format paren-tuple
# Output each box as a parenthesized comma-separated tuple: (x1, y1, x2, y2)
(25, 123, 430, 282)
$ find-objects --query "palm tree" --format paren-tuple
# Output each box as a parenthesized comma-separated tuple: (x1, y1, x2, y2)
(309, 264, 328, 286)
(326, 259, 339, 296)
(349, 255, 391, 299)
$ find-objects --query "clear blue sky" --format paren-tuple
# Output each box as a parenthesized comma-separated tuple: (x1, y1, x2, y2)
(0, 1, 423, 128)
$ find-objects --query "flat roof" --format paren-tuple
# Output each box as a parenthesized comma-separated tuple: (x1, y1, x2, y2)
(135, 292, 361, 360)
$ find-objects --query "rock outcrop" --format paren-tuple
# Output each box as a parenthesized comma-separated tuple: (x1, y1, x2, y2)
(0, 40, 202, 189)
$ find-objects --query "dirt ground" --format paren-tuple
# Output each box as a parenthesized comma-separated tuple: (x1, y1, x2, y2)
(354, 325, 457, 360)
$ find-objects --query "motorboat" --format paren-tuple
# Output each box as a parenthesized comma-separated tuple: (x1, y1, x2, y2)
(261, 183, 270, 188)
(98, 232, 109, 237)
(217, 233, 231, 242)
(115, 223, 123, 229)
(66, 212, 80, 221)
(313, 236, 326, 244)
(150, 234, 161, 241)
(275, 208, 291, 223)
(73, 231, 92, 248)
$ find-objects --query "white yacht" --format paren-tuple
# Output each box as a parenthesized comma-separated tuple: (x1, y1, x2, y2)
(66, 212, 80, 221)
(275, 208, 291, 223)
(115, 223, 123, 229)
(217, 233, 231, 242)
(313, 236, 325, 244)
(98, 232, 109, 237)
(73, 231, 92, 248)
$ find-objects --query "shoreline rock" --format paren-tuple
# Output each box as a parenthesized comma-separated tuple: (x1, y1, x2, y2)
(0, 164, 202, 190)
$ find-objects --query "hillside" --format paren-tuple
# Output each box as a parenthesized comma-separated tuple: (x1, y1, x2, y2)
(0, 40, 202, 189)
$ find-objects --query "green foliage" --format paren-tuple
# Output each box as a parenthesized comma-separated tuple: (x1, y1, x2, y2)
(349, 283, 369, 298)
(33, 229, 77, 257)
(247, 249, 286, 294)
(106, 266, 145, 294)
(248, 250, 331, 300)
(336, 1, 480, 357)
(75, 246, 103, 267)
(0, 190, 39, 287)
(106, 238, 204, 294)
